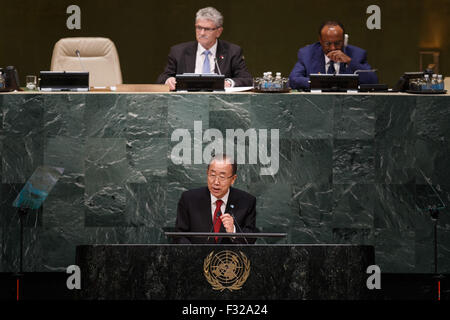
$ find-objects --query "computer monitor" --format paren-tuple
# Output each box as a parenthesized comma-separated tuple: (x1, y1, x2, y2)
(39, 71, 89, 91)
(309, 74, 359, 92)
(175, 73, 225, 92)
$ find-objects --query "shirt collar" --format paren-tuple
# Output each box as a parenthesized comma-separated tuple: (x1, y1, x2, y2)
(198, 41, 218, 57)
(210, 188, 230, 206)
(324, 54, 333, 65)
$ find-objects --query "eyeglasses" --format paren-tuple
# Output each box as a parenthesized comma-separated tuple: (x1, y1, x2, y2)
(195, 25, 219, 32)
(208, 173, 234, 182)
(322, 40, 344, 47)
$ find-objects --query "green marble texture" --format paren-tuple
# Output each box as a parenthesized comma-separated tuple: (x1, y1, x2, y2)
(1, 92, 449, 273)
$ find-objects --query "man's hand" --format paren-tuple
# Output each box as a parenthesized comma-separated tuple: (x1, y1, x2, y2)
(165, 77, 176, 91)
(327, 50, 351, 64)
(224, 80, 232, 88)
(220, 213, 235, 233)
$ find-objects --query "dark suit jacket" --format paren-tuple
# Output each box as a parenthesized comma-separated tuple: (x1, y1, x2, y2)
(157, 40, 253, 87)
(175, 186, 257, 244)
(289, 42, 378, 90)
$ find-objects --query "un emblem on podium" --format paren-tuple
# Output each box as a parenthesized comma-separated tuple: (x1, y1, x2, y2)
(203, 250, 251, 292)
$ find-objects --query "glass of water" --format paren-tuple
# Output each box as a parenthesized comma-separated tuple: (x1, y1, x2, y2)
(26, 75, 37, 91)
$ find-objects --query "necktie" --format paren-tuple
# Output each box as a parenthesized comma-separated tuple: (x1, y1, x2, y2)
(213, 199, 223, 242)
(202, 50, 211, 74)
(327, 59, 336, 74)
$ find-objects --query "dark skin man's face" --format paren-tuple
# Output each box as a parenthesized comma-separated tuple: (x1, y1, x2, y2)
(319, 25, 351, 64)
(319, 25, 344, 54)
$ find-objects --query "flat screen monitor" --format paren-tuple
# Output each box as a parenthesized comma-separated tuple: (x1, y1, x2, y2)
(39, 71, 89, 92)
(175, 73, 225, 92)
(309, 74, 359, 92)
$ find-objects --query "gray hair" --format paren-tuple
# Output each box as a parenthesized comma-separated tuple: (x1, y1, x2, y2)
(207, 153, 237, 175)
(195, 7, 223, 28)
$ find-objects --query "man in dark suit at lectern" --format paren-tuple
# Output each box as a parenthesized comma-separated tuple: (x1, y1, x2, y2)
(157, 7, 252, 90)
(175, 154, 257, 244)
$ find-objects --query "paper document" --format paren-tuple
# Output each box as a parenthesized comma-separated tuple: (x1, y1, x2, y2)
(225, 86, 253, 93)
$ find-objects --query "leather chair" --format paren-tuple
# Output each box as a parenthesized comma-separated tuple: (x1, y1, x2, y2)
(50, 37, 123, 87)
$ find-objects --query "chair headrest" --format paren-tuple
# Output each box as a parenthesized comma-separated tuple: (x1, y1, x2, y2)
(54, 37, 116, 57)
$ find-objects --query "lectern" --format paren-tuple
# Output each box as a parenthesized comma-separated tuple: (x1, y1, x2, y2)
(165, 231, 286, 244)
(75, 243, 375, 300)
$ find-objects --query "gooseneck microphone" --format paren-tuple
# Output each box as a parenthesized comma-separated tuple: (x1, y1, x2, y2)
(75, 49, 86, 71)
(229, 204, 249, 244)
(214, 57, 222, 75)
(354, 69, 378, 75)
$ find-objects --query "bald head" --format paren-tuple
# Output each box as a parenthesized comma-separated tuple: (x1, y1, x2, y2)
(319, 24, 345, 55)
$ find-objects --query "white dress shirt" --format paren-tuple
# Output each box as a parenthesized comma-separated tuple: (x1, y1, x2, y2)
(195, 42, 217, 74)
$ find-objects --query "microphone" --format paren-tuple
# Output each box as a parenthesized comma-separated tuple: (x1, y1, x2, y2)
(354, 69, 378, 75)
(214, 57, 222, 75)
(418, 168, 446, 219)
(75, 49, 86, 71)
(416, 170, 446, 275)
(229, 204, 249, 244)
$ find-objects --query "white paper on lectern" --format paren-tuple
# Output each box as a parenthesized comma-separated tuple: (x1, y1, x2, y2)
(225, 86, 253, 92)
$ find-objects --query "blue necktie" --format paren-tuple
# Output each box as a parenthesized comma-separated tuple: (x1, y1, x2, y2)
(327, 60, 336, 74)
(202, 50, 211, 74)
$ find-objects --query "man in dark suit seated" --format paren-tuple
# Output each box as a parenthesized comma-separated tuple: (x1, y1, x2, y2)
(175, 154, 257, 244)
(157, 7, 253, 90)
(289, 21, 378, 90)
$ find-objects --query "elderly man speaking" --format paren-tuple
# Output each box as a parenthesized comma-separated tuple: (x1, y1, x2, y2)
(175, 154, 257, 244)
(157, 7, 253, 90)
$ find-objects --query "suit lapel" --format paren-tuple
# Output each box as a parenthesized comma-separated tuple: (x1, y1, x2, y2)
(224, 187, 235, 215)
(313, 44, 326, 74)
(215, 40, 227, 74)
(219, 187, 235, 234)
(184, 42, 197, 73)
(199, 187, 214, 230)
(339, 47, 350, 74)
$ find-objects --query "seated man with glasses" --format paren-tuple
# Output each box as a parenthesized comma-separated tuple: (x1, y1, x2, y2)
(288, 21, 378, 90)
(175, 154, 257, 244)
(157, 6, 253, 90)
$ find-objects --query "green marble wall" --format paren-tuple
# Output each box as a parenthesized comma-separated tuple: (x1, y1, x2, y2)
(1, 93, 450, 273)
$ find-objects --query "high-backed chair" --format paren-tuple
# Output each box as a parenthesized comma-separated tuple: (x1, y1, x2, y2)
(50, 37, 123, 87)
